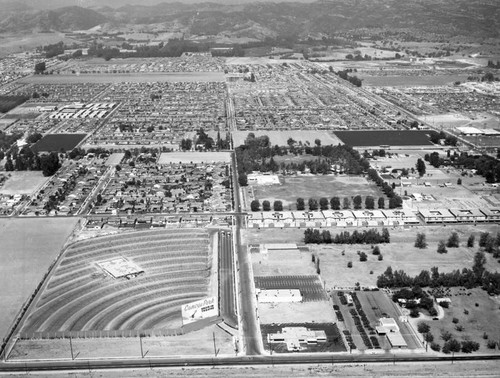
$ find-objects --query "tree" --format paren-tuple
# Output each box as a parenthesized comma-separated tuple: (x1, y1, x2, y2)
(353, 195, 362, 209)
(359, 252, 368, 262)
(296, 198, 305, 211)
(372, 245, 381, 255)
(330, 196, 341, 210)
(415, 233, 427, 249)
(40, 152, 60, 176)
(308, 198, 318, 211)
(343, 197, 351, 209)
(442, 339, 461, 354)
(437, 240, 448, 254)
(262, 200, 271, 211)
(446, 232, 459, 248)
(250, 200, 260, 212)
(472, 251, 486, 282)
(417, 322, 431, 334)
(4, 157, 14, 171)
(416, 158, 426, 177)
(467, 234, 475, 248)
(319, 197, 329, 211)
(365, 196, 375, 209)
(238, 172, 248, 186)
(378, 197, 385, 209)
(34, 62, 46, 74)
(457, 178, 462, 185)
(273, 200, 283, 211)
(424, 333, 434, 343)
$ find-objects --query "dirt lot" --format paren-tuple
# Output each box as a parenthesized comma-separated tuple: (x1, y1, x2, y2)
(0, 217, 80, 339)
(258, 301, 335, 324)
(253, 175, 384, 210)
(0, 171, 49, 195)
(158, 152, 230, 164)
(414, 288, 500, 354)
(9, 324, 234, 360)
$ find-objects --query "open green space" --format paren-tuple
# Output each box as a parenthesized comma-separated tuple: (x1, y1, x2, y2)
(253, 175, 384, 210)
(0, 217, 79, 339)
(418, 288, 500, 354)
(32, 133, 87, 153)
(334, 130, 433, 147)
(0, 171, 49, 195)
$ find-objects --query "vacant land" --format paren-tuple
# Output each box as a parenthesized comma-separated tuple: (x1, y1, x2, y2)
(10, 324, 233, 360)
(334, 130, 433, 147)
(32, 133, 87, 153)
(416, 288, 500, 354)
(158, 151, 231, 164)
(0, 217, 80, 339)
(0, 171, 49, 195)
(105, 153, 125, 166)
(232, 130, 343, 147)
(312, 225, 500, 288)
(18, 72, 225, 84)
(253, 175, 384, 210)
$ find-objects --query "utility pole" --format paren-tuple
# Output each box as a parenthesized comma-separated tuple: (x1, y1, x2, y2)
(213, 332, 217, 357)
(140, 334, 144, 358)
(69, 336, 74, 360)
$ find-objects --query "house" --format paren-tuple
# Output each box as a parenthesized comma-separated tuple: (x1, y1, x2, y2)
(418, 209, 456, 223)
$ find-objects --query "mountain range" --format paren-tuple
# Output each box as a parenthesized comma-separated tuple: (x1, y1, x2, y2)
(0, 0, 498, 39)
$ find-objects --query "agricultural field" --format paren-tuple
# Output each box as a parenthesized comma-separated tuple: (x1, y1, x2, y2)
(32, 133, 86, 153)
(18, 229, 213, 337)
(415, 288, 500, 354)
(0, 171, 49, 195)
(0, 217, 80, 339)
(158, 151, 231, 164)
(232, 131, 343, 147)
(18, 72, 225, 84)
(311, 224, 500, 289)
(252, 175, 384, 210)
(0, 95, 29, 113)
(334, 130, 433, 147)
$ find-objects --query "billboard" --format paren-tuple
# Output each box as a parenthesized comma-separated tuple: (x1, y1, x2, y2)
(182, 297, 218, 325)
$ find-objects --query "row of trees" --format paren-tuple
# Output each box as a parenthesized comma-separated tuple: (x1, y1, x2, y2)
(304, 228, 390, 244)
(376, 251, 500, 295)
(336, 69, 362, 87)
(250, 199, 283, 212)
(366, 168, 403, 208)
(295, 195, 387, 211)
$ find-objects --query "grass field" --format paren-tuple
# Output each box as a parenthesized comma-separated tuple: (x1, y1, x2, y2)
(158, 151, 230, 164)
(32, 133, 87, 153)
(253, 175, 384, 210)
(359, 74, 470, 87)
(313, 224, 500, 288)
(334, 130, 433, 147)
(18, 72, 225, 84)
(416, 288, 500, 354)
(0, 217, 79, 339)
(0, 171, 49, 195)
(232, 131, 343, 147)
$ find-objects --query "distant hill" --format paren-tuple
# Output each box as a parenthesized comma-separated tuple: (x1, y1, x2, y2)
(0, 6, 107, 33)
(0, 0, 498, 39)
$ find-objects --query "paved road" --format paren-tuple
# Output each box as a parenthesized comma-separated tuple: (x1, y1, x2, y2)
(1, 353, 499, 373)
(231, 152, 262, 355)
(219, 230, 237, 328)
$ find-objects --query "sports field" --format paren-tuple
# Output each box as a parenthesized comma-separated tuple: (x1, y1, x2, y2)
(158, 151, 231, 164)
(253, 175, 384, 210)
(0, 171, 49, 195)
(18, 72, 225, 84)
(359, 74, 470, 87)
(0, 217, 80, 339)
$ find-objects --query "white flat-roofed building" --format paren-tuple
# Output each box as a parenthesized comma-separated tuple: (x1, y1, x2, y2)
(248, 212, 263, 228)
(379, 317, 399, 332)
(268, 327, 327, 352)
(292, 211, 308, 227)
(418, 208, 456, 223)
(280, 211, 295, 227)
(309, 211, 326, 227)
(382, 209, 419, 225)
(449, 208, 486, 222)
(262, 211, 275, 227)
(352, 209, 387, 226)
(257, 289, 302, 303)
(386, 332, 407, 348)
(480, 208, 500, 222)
